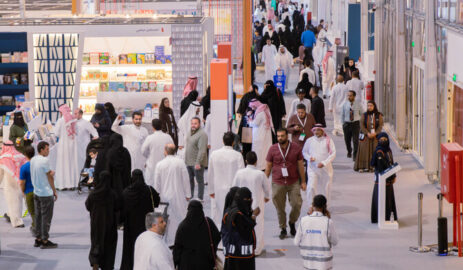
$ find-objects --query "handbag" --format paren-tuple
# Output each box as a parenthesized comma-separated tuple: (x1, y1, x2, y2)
(241, 127, 253, 144)
(205, 217, 223, 270)
(148, 187, 156, 211)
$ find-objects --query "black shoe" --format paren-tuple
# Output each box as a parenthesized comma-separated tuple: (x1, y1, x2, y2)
(347, 153, 352, 158)
(15, 224, 25, 228)
(289, 222, 296, 236)
(40, 240, 58, 249)
(34, 239, 42, 247)
(4, 213, 11, 223)
(279, 228, 287, 240)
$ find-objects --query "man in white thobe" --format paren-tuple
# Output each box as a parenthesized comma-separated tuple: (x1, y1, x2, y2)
(232, 151, 270, 255)
(329, 75, 349, 136)
(312, 40, 327, 87)
(345, 70, 365, 108)
(302, 124, 336, 205)
(54, 104, 79, 189)
(322, 50, 336, 99)
(74, 109, 98, 172)
(153, 144, 191, 246)
(112, 111, 148, 171)
(208, 132, 244, 230)
(275, 45, 294, 90)
(299, 62, 316, 85)
(261, 38, 278, 81)
(134, 212, 174, 270)
(141, 119, 173, 184)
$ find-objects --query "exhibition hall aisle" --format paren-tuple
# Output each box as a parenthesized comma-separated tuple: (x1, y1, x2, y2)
(0, 67, 463, 269)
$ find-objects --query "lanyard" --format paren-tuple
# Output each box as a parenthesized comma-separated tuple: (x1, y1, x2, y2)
(297, 116, 307, 128)
(278, 142, 291, 163)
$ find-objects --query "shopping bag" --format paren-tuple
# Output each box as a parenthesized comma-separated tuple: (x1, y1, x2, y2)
(273, 69, 286, 95)
(241, 127, 253, 144)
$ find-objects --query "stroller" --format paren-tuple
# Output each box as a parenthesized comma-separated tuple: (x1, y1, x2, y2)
(77, 137, 108, 194)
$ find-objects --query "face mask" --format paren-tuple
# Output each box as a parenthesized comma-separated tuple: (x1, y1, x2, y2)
(379, 140, 388, 147)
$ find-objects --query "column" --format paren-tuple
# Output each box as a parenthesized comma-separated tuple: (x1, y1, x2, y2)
(395, 0, 406, 145)
(210, 59, 229, 152)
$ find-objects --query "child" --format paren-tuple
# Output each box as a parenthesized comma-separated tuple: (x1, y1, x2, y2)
(19, 146, 36, 233)
(294, 195, 338, 270)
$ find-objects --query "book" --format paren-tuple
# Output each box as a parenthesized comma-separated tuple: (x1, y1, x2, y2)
(99, 82, 109, 92)
(119, 54, 128, 64)
(82, 53, 90, 65)
(137, 53, 146, 64)
(89, 53, 99, 65)
(99, 52, 109, 64)
(127, 53, 137, 64)
(145, 53, 155, 64)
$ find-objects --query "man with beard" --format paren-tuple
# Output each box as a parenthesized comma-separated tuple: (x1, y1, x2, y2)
(261, 38, 278, 81)
(265, 129, 306, 240)
(112, 111, 148, 171)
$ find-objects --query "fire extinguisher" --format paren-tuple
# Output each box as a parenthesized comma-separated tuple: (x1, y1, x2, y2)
(365, 82, 373, 101)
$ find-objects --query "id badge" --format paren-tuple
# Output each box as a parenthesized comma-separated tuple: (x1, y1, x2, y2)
(299, 133, 306, 141)
(281, 167, 289, 177)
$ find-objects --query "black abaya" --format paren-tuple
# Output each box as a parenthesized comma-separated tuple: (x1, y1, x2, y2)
(237, 91, 258, 159)
(258, 82, 286, 132)
(85, 171, 122, 270)
(310, 96, 326, 127)
(120, 170, 160, 270)
(173, 200, 221, 270)
(105, 133, 132, 195)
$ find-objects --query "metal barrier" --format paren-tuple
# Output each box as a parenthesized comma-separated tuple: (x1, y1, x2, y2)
(410, 192, 431, 253)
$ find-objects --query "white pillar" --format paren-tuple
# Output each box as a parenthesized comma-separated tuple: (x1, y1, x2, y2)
(19, 0, 25, 18)
(361, 0, 369, 54)
(395, 0, 406, 145)
(423, 0, 439, 180)
(374, 0, 384, 110)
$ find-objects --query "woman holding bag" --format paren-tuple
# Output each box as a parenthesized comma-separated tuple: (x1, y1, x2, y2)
(173, 200, 221, 270)
(354, 101, 383, 172)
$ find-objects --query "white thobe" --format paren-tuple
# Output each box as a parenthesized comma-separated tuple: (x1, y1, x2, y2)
(250, 112, 273, 170)
(112, 118, 148, 171)
(302, 136, 336, 204)
(299, 67, 316, 85)
(275, 50, 294, 90)
(345, 78, 365, 106)
(0, 170, 24, 227)
(75, 118, 98, 171)
(322, 57, 336, 97)
(312, 41, 327, 87)
(262, 44, 278, 81)
(153, 155, 191, 245)
(287, 98, 311, 119)
(208, 146, 244, 230)
(177, 102, 203, 149)
(232, 165, 270, 255)
(134, 230, 174, 270)
(141, 131, 173, 185)
(329, 83, 349, 135)
(54, 118, 79, 189)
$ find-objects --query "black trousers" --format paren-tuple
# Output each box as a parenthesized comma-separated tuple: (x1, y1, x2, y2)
(342, 121, 360, 158)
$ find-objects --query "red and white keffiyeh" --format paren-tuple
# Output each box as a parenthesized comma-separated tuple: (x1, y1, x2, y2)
(0, 141, 27, 179)
(59, 104, 76, 138)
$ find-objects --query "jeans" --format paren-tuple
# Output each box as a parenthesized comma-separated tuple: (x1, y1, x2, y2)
(343, 121, 360, 158)
(34, 195, 54, 241)
(25, 192, 35, 230)
(272, 182, 302, 229)
(187, 166, 205, 200)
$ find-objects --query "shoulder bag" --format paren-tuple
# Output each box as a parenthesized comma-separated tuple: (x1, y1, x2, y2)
(205, 217, 223, 270)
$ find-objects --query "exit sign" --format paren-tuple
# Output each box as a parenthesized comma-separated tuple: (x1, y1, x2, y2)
(453, 74, 457, 82)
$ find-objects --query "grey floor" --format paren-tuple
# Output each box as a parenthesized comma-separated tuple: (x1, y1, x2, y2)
(1, 66, 463, 269)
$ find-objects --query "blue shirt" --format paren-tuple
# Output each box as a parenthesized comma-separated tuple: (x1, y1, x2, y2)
(340, 100, 363, 124)
(19, 162, 33, 194)
(301, 30, 316, 48)
(31, 155, 53, 197)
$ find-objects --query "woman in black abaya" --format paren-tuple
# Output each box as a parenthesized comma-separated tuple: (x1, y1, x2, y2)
(105, 133, 131, 195)
(370, 132, 398, 223)
(173, 200, 221, 270)
(120, 170, 160, 270)
(85, 171, 122, 270)
(258, 80, 286, 141)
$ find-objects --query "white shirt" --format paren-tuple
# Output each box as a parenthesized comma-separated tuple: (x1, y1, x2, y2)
(345, 78, 365, 101)
(141, 130, 173, 183)
(112, 118, 149, 171)
(232, 165, 270, 209)
(288, 98, 311, 118)
(329, 83, 349, 111)
(134, 230, 174, 270)
(75, 118, 98, 171)
(299, 67, 316, 85)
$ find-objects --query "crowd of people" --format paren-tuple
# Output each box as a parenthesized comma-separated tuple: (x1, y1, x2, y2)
(0, 1, 401, 270)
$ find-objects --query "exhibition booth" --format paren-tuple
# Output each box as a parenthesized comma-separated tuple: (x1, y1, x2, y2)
(0, 16, 214, 125)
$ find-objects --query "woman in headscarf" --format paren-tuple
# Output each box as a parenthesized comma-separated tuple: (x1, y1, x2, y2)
(173, 200, 221, 270)
(297, 73, 314, 100)
(248, 99, 273, 170)
(370, 132, 398, 224)
(222, 187, 259, 270)
(120, 169, 160, 270)
(9, 111, 31, 154)
(90, 103, 112, 137)
(0, 141, 27, 227)
(258, 80, 286, 135)
(54, 104, 79, 190)
(181, 90, 199, 117)
(355, 101, 384, 172)
(340, 57, 358, 82)
(200, 86, 211, 121)
(105, 133, 131, 195)
(104, 102, 118, 125)
(159, 97, 179, 147)
(85, 171, 122, 270)
(183, 76, 198, 98)
(223, 187, 240, 215)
